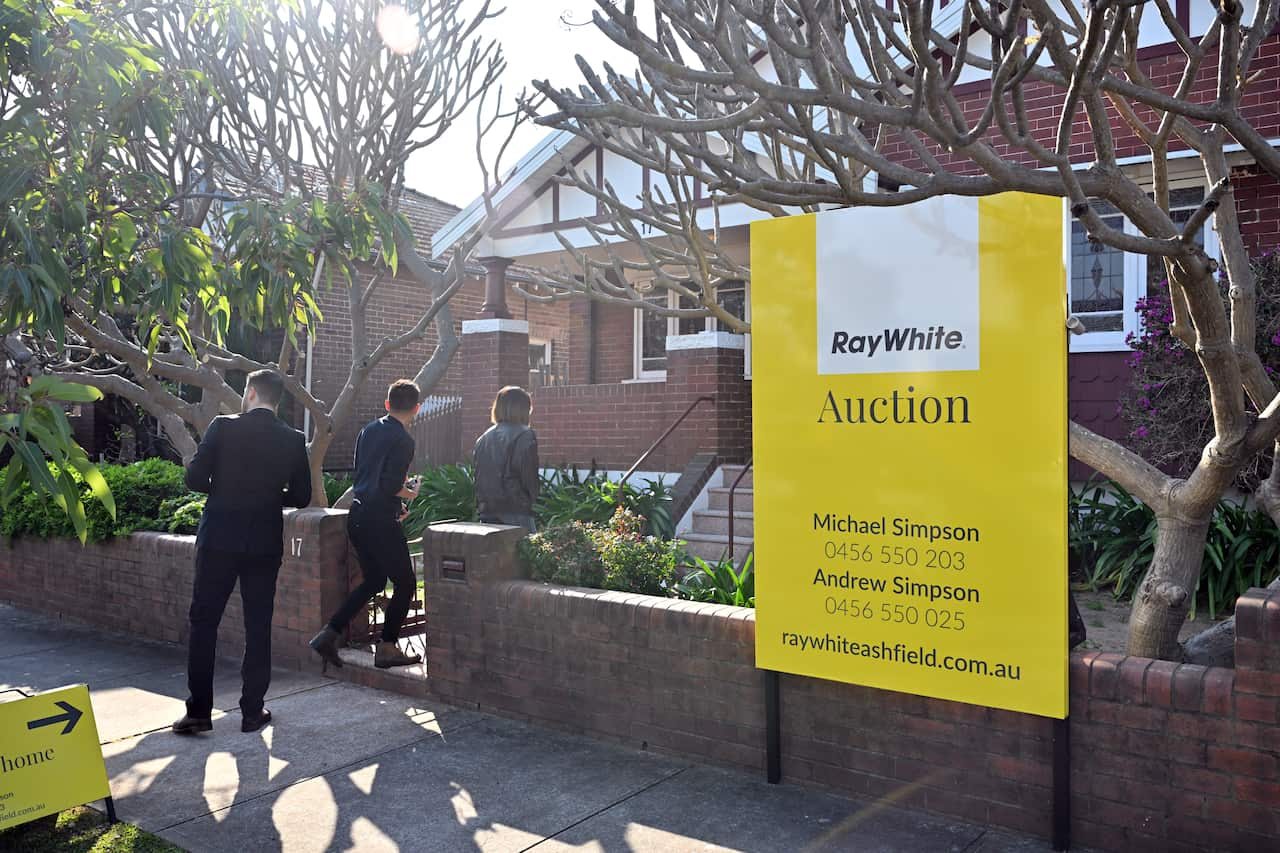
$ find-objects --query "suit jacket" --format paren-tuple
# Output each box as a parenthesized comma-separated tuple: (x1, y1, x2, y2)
(186, 408, 312, 557)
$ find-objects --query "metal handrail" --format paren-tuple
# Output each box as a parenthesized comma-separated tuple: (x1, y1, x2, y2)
(619, 395, 715, 485)
(727, 457, 752, 564)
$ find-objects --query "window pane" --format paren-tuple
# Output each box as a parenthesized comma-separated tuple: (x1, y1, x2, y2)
(717, 280, 747, 324)
(677, 293, 704, 336)
(1070, 214, 1125, 314)
(641, 296, 667, 372)
(1079, 314, 1124, 332)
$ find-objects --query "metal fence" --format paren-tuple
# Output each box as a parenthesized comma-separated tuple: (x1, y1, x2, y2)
(410, 396, 463, 468)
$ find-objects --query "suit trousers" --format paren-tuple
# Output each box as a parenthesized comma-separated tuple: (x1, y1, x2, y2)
(186, 547, 281, 719)
(327, 506, 415, 642)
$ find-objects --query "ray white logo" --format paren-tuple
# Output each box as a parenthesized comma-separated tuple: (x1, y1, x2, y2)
(831, 326, 965, 358)
(816, 200, 981, 376)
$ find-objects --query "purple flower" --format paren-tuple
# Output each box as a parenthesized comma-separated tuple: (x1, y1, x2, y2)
(1135, 426, 1150, 439)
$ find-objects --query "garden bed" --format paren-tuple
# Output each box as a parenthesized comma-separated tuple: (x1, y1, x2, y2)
(1073, 589, 1228, 653)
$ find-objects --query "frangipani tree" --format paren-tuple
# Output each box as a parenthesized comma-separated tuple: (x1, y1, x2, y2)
(528, 0, 1280, 661)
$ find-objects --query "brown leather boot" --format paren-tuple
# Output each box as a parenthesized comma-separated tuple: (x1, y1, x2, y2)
(374, 641, 421, 669)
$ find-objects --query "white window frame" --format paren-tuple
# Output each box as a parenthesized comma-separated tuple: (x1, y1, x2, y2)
(1065, 194, 1218, 354)
(528, 338, 553, 383)
(631, 280, 753, 380)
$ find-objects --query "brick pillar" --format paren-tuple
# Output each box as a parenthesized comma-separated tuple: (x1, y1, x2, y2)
(419, 522, 526, 707)
(461, 319, 531, 454)
(666, 331, 751, 465)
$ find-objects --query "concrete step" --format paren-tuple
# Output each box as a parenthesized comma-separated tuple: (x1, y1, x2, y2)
(680, 532, 754, 565)
(691, 509, 755, 538)
(720, 465, 754, 489)
(708, 487, 753, 511)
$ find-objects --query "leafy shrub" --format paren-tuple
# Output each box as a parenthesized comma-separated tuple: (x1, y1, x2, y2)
(1120, 256, 1280, 488)
(400, 463, 677, 541)
(1071, 479, 1280, 619)
(675, 553, 756, 607)
(158, 493, 206, 535)
(519, 508, 679, 596)
(595, 508, 681, 595)
(519, 522, 603, 588)
(536, 466, 674, 538)
(401, 464, 479, 541)
(2, 459, 188, 542)
(87, 459, 187, 540)
(323, 473, 352, 506)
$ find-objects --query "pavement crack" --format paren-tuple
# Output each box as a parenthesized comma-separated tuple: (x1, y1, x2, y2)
(519, 765, 693, 852)
(960, 828, 989, 852)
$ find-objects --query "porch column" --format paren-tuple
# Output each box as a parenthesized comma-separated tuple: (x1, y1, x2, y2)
(478, 256, 514, 320)
(461, 319, 530, 452)
(666, 331, 751, 464)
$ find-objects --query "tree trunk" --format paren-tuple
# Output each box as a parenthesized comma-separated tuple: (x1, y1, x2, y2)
(1126, 516, 1212, 660)
(307, 428, 335, 508)
(1183, 575, 1280, 666)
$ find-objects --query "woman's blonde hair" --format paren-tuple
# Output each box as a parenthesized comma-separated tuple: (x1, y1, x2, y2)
(491, 385, 532, 426)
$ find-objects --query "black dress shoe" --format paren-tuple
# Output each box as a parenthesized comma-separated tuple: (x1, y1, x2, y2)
(173, 715, 213, 735)
(241, 709, 272, 733)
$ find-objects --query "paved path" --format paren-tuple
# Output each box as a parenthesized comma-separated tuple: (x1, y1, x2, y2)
(0, 605, 1071, 852)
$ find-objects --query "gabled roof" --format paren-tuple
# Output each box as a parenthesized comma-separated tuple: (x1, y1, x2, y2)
(430, 127, 588, 258)
(429, 3, 998, 258)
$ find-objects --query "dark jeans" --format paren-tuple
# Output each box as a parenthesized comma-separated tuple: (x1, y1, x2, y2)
(186, 547, 281, 719)
(327, 506, 415, 642)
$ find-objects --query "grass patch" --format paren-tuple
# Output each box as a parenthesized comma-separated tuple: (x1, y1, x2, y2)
(0, 807, 183, 853)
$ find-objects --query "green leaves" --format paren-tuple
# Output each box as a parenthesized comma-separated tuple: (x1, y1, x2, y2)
(0, 376, 115, 543)
(1070, 479, 1280, 620)
(674, 553, 755, 608)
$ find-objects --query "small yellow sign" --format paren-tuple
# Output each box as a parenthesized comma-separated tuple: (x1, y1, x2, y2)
(751, 194, 1068, 719)
(0, 684, 111, 830)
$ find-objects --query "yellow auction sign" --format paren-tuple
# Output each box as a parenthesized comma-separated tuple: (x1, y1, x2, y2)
(0, 684, 112, 830)
(751, 194, 1068, 719)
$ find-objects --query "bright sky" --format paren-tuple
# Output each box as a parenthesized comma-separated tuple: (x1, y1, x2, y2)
(401, 1, 652, 208)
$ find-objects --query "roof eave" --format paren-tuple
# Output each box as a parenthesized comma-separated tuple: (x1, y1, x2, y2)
(431, 127, 587, 258)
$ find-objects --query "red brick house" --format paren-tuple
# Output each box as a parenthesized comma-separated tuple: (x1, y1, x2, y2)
(411, 7, 1280, 557)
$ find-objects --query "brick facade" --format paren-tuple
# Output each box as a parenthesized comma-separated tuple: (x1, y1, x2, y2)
(305, 191, 571, 470)
(879, 40, 1280, 174)
(533, 342, 751, 471)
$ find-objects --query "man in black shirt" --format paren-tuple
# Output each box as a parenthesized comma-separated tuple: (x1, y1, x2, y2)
(173, 369, 312, 736)
(310, 379, 422, 670)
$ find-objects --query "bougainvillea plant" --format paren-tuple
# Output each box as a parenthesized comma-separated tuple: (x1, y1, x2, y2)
(1120, 254, 1280, 490)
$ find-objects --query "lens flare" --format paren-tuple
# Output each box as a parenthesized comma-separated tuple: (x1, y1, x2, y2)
(377, 5, 421, 56)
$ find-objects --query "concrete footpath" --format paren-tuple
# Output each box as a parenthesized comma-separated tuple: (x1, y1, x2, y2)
(0, 605, 1072, 853)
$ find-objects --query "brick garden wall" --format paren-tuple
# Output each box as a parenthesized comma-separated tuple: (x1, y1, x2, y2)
(6, 519, 1280, 851)
(420, 524, 1280, 853)
(0, 511, 352, 672)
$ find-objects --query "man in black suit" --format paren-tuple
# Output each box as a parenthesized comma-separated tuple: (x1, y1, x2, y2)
(172, 369, 311, 735)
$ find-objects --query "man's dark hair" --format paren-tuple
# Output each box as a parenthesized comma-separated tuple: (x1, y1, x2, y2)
(387, 379, 421, 414)
(246, 369, 285, 408)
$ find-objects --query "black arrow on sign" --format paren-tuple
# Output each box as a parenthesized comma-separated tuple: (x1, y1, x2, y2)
(27, 701, 83, 735)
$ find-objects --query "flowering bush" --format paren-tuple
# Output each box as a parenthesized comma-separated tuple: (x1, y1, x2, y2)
(1119, 254, 1280, 489)
(518, 507, 681, 596)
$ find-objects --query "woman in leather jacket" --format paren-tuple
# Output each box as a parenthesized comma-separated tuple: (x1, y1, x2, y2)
(474, 386, 539, 533)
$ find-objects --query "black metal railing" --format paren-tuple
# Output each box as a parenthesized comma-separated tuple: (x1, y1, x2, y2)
(620, 395, 715, 486)
(727, 457, 752, 565)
